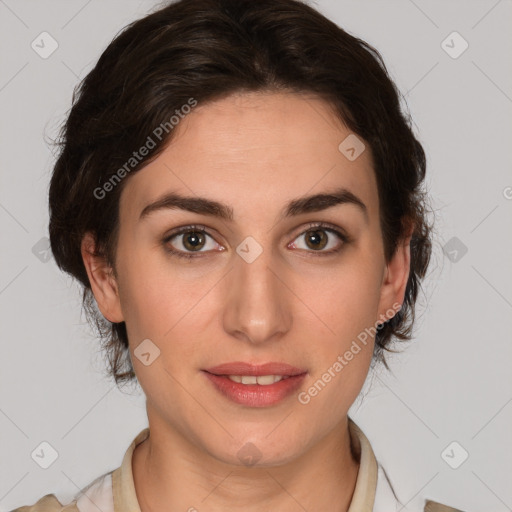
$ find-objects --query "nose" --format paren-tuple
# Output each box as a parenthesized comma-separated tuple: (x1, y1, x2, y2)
(222, 245, 292, 346)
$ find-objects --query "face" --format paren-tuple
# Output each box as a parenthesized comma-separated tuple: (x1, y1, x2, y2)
(83, 91, 410, 467)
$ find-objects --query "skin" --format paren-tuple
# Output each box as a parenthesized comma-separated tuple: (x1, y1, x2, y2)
(81, 90, 412, 511)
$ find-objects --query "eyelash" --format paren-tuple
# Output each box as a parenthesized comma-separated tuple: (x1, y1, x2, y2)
(162, 222, 350, 260)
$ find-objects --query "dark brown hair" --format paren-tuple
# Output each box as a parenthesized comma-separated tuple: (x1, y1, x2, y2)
(49, 0, 433, 386)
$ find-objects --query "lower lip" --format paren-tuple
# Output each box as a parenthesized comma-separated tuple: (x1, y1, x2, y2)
(202, 371, 307, 407)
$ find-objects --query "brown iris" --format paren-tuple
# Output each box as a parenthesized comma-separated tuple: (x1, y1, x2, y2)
(304, 229, 328, 250)
(182, 231, 206, 251)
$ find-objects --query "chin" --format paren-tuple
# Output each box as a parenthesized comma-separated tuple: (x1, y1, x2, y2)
(203, 431, 308, 469)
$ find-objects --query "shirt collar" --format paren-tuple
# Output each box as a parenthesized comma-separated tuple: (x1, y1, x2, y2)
(112, 418, 378, 511)
(347, 419, 378, 511)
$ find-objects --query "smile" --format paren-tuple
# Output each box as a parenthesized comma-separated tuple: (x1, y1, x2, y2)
(226, 374, 290, 384)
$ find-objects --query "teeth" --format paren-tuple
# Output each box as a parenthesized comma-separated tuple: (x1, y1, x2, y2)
(227, 375, 285, 385)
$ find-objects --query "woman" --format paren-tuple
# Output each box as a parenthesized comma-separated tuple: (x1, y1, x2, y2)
(12, 0, 464, 510)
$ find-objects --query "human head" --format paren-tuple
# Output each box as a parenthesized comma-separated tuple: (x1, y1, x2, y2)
(49, 0, 433, 387)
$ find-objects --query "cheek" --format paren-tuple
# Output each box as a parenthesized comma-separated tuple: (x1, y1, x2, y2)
(116, 252, 217, 361)
(306, 256, 383, 341)
(115, 249, 177, 340)
(293, 253, 381, 401)
(299, 274, 377, 416)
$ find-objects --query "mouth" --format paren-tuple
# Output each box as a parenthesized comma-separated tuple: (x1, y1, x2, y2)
(202, 362, 307, 407)
(221, 374, 293, 384)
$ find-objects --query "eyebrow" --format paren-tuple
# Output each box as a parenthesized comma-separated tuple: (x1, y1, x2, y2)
(139, 186, 368, 223)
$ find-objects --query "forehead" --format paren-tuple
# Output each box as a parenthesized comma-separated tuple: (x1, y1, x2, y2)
(119, 91, 379, 224)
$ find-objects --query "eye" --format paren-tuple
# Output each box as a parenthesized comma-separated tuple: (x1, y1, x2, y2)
(163, 225, 223, 259)
(163, 222, 349, 260)
(288, 222, 348, 255)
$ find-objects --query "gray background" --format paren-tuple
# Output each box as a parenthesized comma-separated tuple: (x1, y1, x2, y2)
(1, 0, 511, 510)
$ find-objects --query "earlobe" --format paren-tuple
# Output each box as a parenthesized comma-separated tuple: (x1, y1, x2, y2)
(81, 232, 124, 324)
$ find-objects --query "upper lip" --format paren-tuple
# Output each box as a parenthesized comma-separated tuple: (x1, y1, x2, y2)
(204, 362, 307, 377)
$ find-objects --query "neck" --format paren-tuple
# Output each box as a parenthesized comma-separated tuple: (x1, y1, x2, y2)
(132, 415, 360, 512)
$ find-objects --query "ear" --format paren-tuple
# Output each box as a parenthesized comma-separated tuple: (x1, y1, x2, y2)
(81, 232, 124, 323)
(377, 219, 414, 323)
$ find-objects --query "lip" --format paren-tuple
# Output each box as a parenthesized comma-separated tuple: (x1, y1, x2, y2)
(202, 362, 308, 407)
(204, 361, 306, 377)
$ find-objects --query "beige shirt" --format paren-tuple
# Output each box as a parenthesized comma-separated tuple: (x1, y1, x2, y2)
(11, 419, 464, 512)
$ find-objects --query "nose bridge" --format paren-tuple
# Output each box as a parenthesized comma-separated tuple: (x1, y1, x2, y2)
(223, 240, 291, 344)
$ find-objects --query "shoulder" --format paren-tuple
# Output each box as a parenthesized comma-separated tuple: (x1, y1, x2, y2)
(9, 471, 114, 512)
(374, 463, 466, 512)
(424, 500, 466, 512)
(8, 493, 78, 512)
